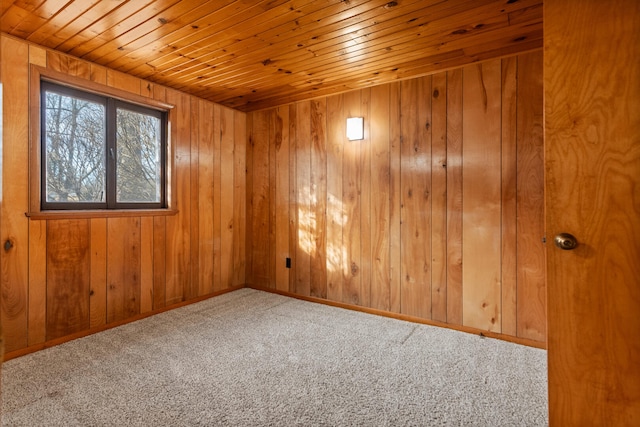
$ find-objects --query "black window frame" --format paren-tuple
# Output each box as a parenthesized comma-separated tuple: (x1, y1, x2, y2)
(40, 80, 168, 211)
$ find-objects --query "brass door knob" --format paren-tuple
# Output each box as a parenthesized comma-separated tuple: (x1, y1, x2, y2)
(554, 233, 578, 250)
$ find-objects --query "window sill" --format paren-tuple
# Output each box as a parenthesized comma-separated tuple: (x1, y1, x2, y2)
(25, 208, 178, 220)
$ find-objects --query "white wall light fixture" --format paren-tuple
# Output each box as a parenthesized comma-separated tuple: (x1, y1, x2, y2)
(346, 117, 364, 141)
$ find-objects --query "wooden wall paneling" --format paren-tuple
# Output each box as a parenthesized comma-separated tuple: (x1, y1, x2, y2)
(515, 51, 545, 341)
(152, 85, 168, 309)
(245, 112, 254, 286)
(1, 36, 29, 352)
(388, 82, 402, 314)
(152, 216, 167, 310)
(399, 76, 432, 318)
(46, 219, 91, 341)
(2, 36, 251, 352)
(268, 108, 277, 289)
(90, 64, 107, 85)
(141, 80, 154, 98)
(1, 33, 547, 353)
(152, 82, 167, 107)
(232, 110, 246, 286)
(273, 106, 290, 292)
(25, 43, 45, 220)
(287, 104, 298, 293)
(369, 84, 391, 312)
(45, 50, 69, 74)
(294, 101, 311, 297)
(29, 45, 47, 67)
(500, 56, 519, 337)
(152, 84, 169, 308)
(237, 51, 544, 343)
(164, 90, 191, 305)
(47, 52, 76, 78)
(342, 91, 362, 305)
(250, 110, 271, 286)
(197, 100, 215, 295)
(188, 97, 199, 300)
(445, 68, 463, 325)
(359, 88, 372, 307)
(325, 94, 344, 302)
(106, 217, 141, 323)
(431, 72, 448, 323)
(27, 220, 46, 345)
(462, 60, 503, 332)
(212, 104, 222, 291)
(67, 55, 91, 80)
(310, 98, 327, 299)
(89, 218, 107, 329)
(140, 217, 154, 313)
(106, 69, 141, 94)
(220, 106, 235, 290)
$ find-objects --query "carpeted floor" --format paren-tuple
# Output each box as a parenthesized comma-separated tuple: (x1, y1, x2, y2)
(1, 289, 548, 426)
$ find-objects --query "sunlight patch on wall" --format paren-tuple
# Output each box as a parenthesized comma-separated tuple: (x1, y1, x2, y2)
(297, 186, 348, 274)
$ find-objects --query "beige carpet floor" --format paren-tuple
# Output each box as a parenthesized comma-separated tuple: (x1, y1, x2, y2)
(1, 289, 548, 426)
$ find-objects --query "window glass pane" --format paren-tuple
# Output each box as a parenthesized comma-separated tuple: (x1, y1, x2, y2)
(44, 91, 106, 203)
(116, 108, 162, 203)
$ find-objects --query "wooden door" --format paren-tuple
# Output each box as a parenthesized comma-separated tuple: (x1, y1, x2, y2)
(0, 23, 3, 382)
(545, 1, 640, 425)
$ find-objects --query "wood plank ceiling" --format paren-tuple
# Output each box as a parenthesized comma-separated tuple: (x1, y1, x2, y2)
(1, 0, 542, 112)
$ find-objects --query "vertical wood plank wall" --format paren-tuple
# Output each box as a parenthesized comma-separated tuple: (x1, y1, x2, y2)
(1, 33, 544, 353)
(247, 51, 546, 343)
(0, 35, 246, 354)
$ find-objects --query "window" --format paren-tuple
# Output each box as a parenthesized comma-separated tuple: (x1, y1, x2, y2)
(40, 81, 167, 210)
